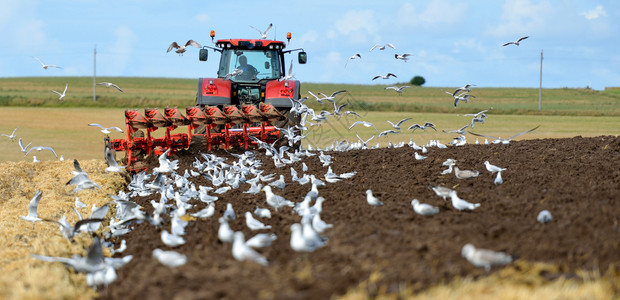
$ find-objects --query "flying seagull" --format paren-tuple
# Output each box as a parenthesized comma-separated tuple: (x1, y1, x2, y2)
(24, 146, 57, 158)
(345, 53, 361, 67)
(20, 190, 43, 224)
(33, 57, 62, 69)
(250, 23, 273, 39)
(408, 122, 437, 132)
(372, 73, 397, 80)
(386, 118, 412, 131)
(1, 127, 18, 141)
(370, 43, 395, 51)
(452, 84, 476, 96)
(167, 40, 202, 55)
(349, 121, 378, 132)
(97, 82, 125, 93)
(384, 86, 410, 95)
(51, 84, 68, 100)
(394, 53, 412, 61)
(502, 36, 529, 47)
(88, 123, 124, 135)
(18, 138, 32, 153)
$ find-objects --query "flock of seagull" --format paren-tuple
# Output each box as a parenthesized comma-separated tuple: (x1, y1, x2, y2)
(10, 33, 544, 290)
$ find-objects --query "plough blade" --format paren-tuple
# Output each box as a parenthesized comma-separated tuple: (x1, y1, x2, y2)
(110, 104, 283, 172)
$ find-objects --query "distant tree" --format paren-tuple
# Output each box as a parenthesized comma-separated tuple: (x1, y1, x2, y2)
(410, 76, 426, 86)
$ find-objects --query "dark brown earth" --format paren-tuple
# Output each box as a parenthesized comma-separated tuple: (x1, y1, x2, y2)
(97, 136, 620, 300)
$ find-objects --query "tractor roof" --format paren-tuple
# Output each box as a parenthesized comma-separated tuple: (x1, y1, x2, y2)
(215, 39, 286, 50)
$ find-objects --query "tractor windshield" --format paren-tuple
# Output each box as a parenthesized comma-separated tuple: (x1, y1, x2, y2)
(218, 49, 282, 82)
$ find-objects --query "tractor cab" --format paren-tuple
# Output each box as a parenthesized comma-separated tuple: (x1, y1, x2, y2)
(197, 32, 306, 109)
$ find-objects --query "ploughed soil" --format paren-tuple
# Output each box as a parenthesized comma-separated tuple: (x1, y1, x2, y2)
(98, 136, 620, 300)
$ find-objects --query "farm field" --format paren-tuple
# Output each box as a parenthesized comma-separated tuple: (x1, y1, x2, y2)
(0, 77, 619, 299)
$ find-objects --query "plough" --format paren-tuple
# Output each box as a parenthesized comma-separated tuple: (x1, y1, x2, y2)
(107, 103, 284, 171)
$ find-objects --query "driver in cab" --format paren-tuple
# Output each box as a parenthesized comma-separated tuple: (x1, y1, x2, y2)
(235, 55, 258, 80)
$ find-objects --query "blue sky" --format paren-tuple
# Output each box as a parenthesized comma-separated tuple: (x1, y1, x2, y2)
(0, 0, 618, 90)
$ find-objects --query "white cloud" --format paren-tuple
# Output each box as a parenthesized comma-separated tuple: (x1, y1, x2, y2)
(103, 26, 137, 75)
(194, 13, 209, 24)
(581, 5, 607, 20)
(331, 10, 378, 44)
(487, 0, 552, 37)
(396, 0, 467, 29)
(298, 30, 318, 46)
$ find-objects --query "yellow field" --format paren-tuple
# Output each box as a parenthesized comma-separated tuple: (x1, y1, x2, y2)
(0, 107, 618, 163)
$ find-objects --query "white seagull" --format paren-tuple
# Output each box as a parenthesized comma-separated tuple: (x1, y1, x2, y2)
(452, 84, 476, 96)
(245, 233, 277, 248)
(104, 147, 125, 173)
(232, 232, 269, 266)
(152, 249, 187, 267)
(88, 123, 124, 135)
(262, 186, 295, 211)
(408, 122, 437, 132)
(366, 189, 384, 206)
(97, 82, 125, 93)
(394, 53, 412, 61)
(372, 73, 397, 80)
(370, 43, 395, 51)
(461, 243, 513, 271)
(349, 121, 378, 132)
(345, 53, 362, 67)
(384, 86, 410, 95)
(245, 211, 272, 231)
(484, 161, 506, 173)
(18, 138, 31, 153)
(24, 146, 57, 158)
(502, 36, 529, 47)
(387, 118, 412, 131)
(1, 127, 18, 141)
(218, 217, 235, 243)
(33, 57, 62, 69)
(454, 166, 480, 180)
(51, 83, 68, 100)
(449, 190, 480, 211)
(411, 199, 439, 216)
(167, 40, 202, 55)
(153, 149, 179, 173)
(20, 190, 43, 223)
(537, 210, 552, 224)
(250, 23, 273, 39)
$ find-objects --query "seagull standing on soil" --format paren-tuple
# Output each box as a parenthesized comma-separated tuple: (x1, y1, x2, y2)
(104, 147, 125, 173)
(33, 57, 62, 69)
(449, 190, 480, 211)
(218, 217, 235, 243)
(152, 249, 187, 267)
(454, 166, 480, 180)
(502, 36, 529, 47)
(153, 149, 178, 173)
(366, 189, 384, 206)
(51, 84, 68, 100)
(167, 40, 202, 55)
(484, 161, 506, 173)
(232, 232, 269, 266)
(245, 212, 272, 230)
(97, 82, 125, 93)
(411, 199, 439, 216)
(461, 243, 513, 271)
(537, 210, 552, 224)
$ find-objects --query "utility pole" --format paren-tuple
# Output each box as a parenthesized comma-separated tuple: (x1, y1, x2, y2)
(93, 45, 97, 102)
(539, 49, 543, 111)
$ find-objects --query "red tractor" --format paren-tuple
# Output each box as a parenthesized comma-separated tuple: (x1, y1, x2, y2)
(108, 30, 307, 171)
